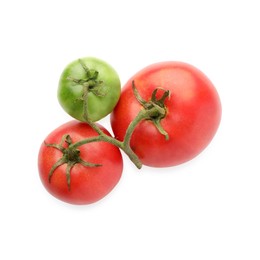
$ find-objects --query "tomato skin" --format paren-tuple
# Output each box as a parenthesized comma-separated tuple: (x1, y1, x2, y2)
(111, 62, 222, 167)
(58, 57, 121, 122)
(38, 121, 123, 205)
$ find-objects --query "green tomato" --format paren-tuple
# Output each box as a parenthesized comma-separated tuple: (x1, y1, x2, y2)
(58, 57, 121, 122)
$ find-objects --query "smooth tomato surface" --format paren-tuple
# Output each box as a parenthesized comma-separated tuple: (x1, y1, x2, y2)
(38, 121, 123, 205)
(58, 57, 121, 122)
(111, 61, 222, 167)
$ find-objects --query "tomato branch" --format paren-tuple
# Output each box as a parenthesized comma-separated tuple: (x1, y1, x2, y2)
(71, 80, 170, 170)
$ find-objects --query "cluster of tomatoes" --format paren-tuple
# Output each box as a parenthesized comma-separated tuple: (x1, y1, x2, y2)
(38, 57, 221, 205)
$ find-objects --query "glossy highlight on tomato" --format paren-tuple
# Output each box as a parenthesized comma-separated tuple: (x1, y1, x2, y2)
(38, 120, 123, 205)
(111, 61, 222, 167)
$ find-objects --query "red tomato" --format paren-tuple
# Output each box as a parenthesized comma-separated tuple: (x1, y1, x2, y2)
(111, 61, 221, 167)
(38, 120, 123, 205)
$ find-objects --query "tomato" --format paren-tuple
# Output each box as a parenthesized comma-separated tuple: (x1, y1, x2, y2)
(58, 57, 121, 122)
(38, 120, 123, 205)
(111, 61, 222, 167)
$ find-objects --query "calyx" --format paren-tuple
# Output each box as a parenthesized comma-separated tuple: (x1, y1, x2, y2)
(67, 59, 107, 97)
(132, 81, 170, 140)
(45, 134, 101, 190)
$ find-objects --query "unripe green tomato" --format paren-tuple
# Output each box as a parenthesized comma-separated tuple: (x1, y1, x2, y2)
(58, 57, 121, 122)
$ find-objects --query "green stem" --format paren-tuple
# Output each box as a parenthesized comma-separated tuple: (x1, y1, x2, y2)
(71, 81, 170, 169)
(70, 126, 143, 169)
(72, 108, 155, 169)
(76, 79, 148, 168)
(123, 109, 148, 147)
(82, 83, 89, 121)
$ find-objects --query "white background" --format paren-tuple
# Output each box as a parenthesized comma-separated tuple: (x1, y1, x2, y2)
(1, 0, 259, 259)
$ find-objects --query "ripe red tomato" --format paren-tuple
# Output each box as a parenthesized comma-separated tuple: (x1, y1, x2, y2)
(38, 120, 123, 205)
(111, 61, 221, 167)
